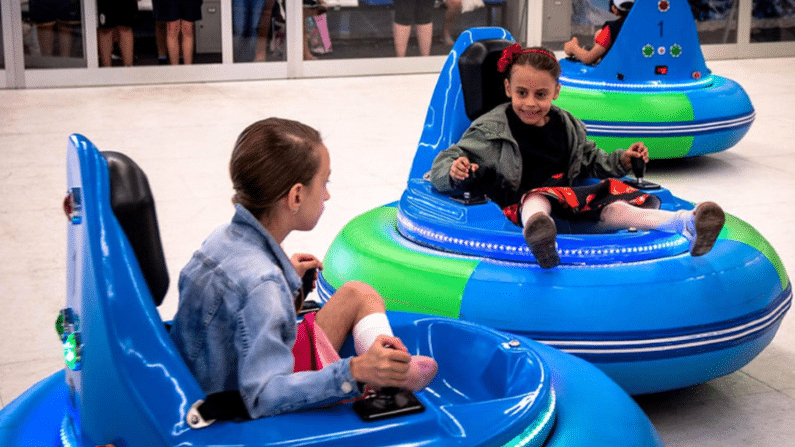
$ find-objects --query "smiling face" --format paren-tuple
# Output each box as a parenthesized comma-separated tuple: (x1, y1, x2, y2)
(503, 64, 561, 127)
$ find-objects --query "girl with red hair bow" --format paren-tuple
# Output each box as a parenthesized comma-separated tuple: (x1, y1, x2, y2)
(429, 44, 725, 268)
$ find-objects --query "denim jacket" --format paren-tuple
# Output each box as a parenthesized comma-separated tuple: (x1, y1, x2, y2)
(169, 204, 361, 419)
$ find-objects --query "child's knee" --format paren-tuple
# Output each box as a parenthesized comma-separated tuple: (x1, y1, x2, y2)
(599, 201, 626, 222)
(338, 281, 385, 310)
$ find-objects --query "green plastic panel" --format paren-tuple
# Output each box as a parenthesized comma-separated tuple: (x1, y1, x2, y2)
(588, 135, 694, 159)
(555, 87, 694, 122)
(555, 87, 696, 158)
(322, 206, 479, 318)
(721, 213, 790, 290)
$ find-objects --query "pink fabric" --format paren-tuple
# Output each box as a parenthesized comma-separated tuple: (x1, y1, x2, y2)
(293, 312, 341, 372)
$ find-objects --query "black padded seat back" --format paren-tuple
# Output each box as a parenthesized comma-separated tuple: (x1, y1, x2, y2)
(459, 39, 514, 122)
(103, 151, 169, 306)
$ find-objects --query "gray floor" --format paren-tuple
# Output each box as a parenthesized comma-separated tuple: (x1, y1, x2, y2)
(1, 56, 794, 446)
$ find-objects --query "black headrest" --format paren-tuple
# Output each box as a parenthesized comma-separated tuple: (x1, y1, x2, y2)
(103, 151, 169, 306)
(459, 39, 513, 121)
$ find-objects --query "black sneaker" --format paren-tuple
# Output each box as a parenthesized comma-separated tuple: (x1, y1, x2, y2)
(524, 212, 560, 269)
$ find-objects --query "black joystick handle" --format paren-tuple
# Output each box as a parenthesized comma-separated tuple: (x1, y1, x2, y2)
(626, 156, 661, 190)
(631, 156, 646, 182)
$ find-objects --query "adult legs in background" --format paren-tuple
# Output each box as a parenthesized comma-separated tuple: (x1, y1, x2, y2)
(442, 0, 462, 44)
(393, 0, 434, 57)
(155, 21, 169, 63)
(166, 19, 195, 64)
(416, 22, 433, 56)
(166, 20, 181, 63)
(393, 22, 412, 57)
(97, 27, 115, 66)
(98, 27, 133, 66)
(116, 26, 135, 66)
(233, 0, 268, 62)
(254, 0, 277, 61)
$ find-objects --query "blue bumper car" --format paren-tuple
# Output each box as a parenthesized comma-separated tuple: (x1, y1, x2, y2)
(555, 0, 755, 158)
(317, 27, 790, 396)
(0, 134, 664, 447)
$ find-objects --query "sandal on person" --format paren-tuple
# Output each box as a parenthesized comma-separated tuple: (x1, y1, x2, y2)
(524, 212, 560, 269)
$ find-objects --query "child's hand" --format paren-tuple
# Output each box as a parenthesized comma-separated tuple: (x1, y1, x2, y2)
(290, 253, 322, 277)
(621, 142, 649, 169)
(349, 335, 412, 388)
(450, 157, 479, 182)
(563, 37, 579, 56)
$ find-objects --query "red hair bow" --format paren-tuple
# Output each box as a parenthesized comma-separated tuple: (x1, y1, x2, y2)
(497, 44, 525, 73)
(497, 44, 557, 73)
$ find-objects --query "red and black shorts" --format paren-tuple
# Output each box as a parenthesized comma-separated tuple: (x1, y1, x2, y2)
(502, 178, 659, 231)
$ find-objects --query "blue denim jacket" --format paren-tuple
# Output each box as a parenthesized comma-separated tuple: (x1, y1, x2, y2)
(169, 204, 361, 419)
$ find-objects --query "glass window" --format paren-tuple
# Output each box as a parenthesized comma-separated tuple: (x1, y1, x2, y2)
(752, 0, 795, 42)
(1, 6, 5, 69)
(562, 0, 612, 51)
(22, 0, 86, 68)
(233, 0, 286, 62)
(114, 0, 221, 67)
(688, 0, 738, 44)
(303, 0, 524, 60)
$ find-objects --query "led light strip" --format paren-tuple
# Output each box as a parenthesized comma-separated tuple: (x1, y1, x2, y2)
(559, 74, 715, 90)
(397, 210, 687, 263)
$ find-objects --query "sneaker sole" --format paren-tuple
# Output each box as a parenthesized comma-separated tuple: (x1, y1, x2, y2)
(691, 202, 725, 256)
(524, 213, 560, 269)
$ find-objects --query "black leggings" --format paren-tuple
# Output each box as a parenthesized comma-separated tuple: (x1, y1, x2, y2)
(393, 0, 434, 26)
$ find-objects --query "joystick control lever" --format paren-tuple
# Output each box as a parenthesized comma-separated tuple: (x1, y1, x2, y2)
(626, 157, 660, 190)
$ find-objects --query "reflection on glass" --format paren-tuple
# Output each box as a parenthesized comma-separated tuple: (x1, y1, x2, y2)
(310, 0, 523, 59)
(752, 0, 795, 42)
(305, 0, 331, 59)
(141, 0, 221, 66)
(688, 0, 738, 44)
(1, 7, 5, 69)
(22, 0, 86, 68)
(97, 0, 138, 66)
(234, 0, 286, 62)
(565, 0, 614, 52)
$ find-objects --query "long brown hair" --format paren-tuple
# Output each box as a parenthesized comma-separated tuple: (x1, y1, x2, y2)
(230, 118, 322, 220)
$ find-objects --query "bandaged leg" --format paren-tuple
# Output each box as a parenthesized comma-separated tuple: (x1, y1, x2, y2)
(353, 312, 394, 355)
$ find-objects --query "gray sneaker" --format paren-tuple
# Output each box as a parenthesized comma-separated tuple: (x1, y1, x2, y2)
(682, 202, 725, 256)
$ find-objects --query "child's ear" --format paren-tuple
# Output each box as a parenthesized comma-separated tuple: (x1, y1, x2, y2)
(504, 78, 511, 98)
(553, 83, 561, 100)
(286, 183, 304, 214)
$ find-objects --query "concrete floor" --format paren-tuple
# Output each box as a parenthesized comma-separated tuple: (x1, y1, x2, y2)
(1, 56, 793, 445)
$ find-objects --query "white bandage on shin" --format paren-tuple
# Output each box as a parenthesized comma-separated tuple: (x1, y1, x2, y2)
(352, 312, 394, 355)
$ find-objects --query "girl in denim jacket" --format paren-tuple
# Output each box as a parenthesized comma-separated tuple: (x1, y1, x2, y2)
(170, 118, 437, 419)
